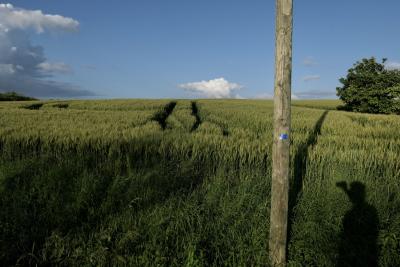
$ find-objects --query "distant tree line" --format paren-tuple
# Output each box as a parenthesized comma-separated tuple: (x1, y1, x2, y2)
(0, 92, 37, 101)
(337, 57, 400, 114)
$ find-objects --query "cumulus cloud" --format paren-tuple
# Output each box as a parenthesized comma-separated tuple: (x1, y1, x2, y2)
(385, 61, 400, 71)
(0, 3, 91, 97)
(0, 3, 78, 33)
(179, 77, 242, 98)
(302, 75, 321, 82)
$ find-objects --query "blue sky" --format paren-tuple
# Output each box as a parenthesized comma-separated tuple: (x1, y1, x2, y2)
(1, 0, 400, 99)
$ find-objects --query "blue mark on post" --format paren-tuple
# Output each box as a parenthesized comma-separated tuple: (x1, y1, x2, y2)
(279, 133, 288, 140)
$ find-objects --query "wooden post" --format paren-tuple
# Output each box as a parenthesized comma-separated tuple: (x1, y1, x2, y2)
(269, 0, 293, 266)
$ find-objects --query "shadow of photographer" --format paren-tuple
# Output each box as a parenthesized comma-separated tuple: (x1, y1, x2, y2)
(336, 181, 379, 267)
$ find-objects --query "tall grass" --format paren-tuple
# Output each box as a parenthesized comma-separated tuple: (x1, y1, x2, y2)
(0, 99, 399, 266)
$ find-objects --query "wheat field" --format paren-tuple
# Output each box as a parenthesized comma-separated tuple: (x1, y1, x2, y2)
(0, 99, 399, 266)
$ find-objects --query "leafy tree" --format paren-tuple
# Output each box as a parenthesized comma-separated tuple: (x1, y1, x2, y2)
(336, 57, 400, 114)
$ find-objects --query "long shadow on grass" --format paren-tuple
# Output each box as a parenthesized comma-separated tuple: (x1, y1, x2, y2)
(52, 103, 69, 109)
(336, 181, 379, 267)
(152, 101, 177, 130)
(190, 101, 202, 132)
(287, 111, 329, 241)
(21, 103, 43, 110)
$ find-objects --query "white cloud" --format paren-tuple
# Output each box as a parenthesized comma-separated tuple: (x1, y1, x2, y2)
(0, 3, 79, 33)
(38, 62, 72, 74)
(385, 61, 400, 71)
(303, 57, 318, 66)
(302, 75, 320, 82)
(179, 77, 242, 98)
(0, 4, 91, 97)
(292, 94, 299, 99)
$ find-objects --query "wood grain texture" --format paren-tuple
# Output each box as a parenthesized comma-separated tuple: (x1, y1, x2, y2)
(269, 0, 293, 266)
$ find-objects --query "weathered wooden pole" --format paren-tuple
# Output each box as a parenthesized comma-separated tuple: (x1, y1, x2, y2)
(269, 0, 293, 266)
